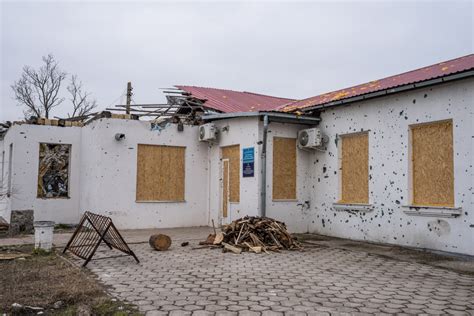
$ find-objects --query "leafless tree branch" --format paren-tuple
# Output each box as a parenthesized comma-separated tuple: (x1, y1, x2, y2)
(67, 75, 98, 117)
(11, 54, 66, 119)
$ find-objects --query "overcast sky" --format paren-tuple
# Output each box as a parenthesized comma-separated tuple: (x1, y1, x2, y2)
(1, 0, 472, 121)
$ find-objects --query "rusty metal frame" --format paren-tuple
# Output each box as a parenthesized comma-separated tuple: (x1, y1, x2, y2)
(63, 211, 139, 267)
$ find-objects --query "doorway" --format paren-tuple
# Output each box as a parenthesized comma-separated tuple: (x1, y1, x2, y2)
(221, 158, 230, 224)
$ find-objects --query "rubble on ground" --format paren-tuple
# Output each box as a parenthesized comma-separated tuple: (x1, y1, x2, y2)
(199, 216, 302, 254)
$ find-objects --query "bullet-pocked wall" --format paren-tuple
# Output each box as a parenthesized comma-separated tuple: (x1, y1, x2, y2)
(308, 78, 474, 255)
(264, 121, 315, 233)
(80, 119, 209, 229)
(208, 117, 261, 226)
(0, 124, 82, 224)
(1, 78, 472, 255)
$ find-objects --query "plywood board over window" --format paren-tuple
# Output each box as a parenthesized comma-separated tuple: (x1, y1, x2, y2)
(37, 143, 71, 198)
(272, 137, 297, 200)
(411, 120, 454, 207)
(339, 132, 369, 204)
(136, 145, 185, 202)
(221, 145, 240, 202)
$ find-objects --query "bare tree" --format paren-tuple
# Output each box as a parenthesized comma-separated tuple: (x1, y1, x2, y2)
(11, 54, 66, 118)
(67, 75, 98, 117)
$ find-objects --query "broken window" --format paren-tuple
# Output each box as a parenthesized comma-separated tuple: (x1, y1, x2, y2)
(136, 144, 185, 202)
(410, 120, 454, 207)
(339, 132, 369, 204)
(37, 143, 71, 198)
(272, 137, 297, 200)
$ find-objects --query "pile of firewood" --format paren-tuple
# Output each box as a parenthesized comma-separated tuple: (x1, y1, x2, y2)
(199, 216, 302, 254)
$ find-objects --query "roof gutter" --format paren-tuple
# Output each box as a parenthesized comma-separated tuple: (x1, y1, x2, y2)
(300, 70, 474, 113)
(202, 111, 320, 125)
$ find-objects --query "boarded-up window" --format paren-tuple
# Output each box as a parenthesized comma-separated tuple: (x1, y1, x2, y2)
(221, 145, 240, 202)
(411, 120, 454, 207)
(272, 137, 297, 200)
(339, 132, 369, 204)
(37, 143, 71, 198)
(136, 145, 185, 202)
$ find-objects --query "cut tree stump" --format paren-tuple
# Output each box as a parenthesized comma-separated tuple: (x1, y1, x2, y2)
(149, 234, 172, 251)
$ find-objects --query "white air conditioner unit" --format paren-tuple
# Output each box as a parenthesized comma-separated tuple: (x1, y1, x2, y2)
(297, 128, 322, 149)
(199, 123, 217, 141)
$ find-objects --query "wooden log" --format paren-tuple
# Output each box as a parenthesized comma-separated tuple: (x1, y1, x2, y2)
(213, 232, 224, 245)
(199, 234, 215, 245)
(222, 242, 242, 254)
(244, 242, 262, 254)
(149, 234, 172, 251)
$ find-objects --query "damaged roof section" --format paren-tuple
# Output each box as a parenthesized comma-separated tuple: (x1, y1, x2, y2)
(109, 86, 295, 125)
(282, 54, 474, 112)
(175, 85, 295, 113)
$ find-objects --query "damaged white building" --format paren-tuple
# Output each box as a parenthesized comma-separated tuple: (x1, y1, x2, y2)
(1, 54, 473, 255)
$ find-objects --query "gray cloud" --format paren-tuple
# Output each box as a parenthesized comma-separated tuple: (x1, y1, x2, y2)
(1, 0, 472, 121)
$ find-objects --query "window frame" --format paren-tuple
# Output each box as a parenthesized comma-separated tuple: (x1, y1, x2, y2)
(272, 136, 297, 201)
(336, 131, 370, 206)
(408, 119, 455, 208)
(135, 144, 186, 203)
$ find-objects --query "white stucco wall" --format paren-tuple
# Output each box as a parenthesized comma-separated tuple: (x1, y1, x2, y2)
(1, 124, 82, 224)
(1, 78, 472, 255)
(0, 138, 9, 219)
(306, 78, 474, 255)
(207, 117, 261, 226)
(264, 122, 315, 233)
(79, 119, 209, 229)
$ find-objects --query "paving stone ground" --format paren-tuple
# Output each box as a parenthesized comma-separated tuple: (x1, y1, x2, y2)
(71, 229, 473, 316)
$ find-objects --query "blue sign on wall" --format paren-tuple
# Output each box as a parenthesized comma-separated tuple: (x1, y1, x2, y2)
(242, 147, 254, 178)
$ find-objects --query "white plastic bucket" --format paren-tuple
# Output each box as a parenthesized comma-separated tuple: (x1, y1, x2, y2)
(34, 221, 55, 251)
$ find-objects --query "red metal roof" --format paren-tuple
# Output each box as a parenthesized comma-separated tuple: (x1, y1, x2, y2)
(281, 54, 474, 112)
(175, 85, 295, 113)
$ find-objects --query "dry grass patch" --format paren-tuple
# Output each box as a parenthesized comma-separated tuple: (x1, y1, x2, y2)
(0, 245, 140, 315)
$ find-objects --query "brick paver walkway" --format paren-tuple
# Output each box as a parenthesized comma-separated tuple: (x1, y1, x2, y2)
(78, 236, 474, 316)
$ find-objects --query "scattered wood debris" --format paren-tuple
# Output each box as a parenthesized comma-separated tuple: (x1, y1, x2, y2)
(222, 242, 242, 254)
(0, 253, 30, 261)
(200, 216, 302, 254)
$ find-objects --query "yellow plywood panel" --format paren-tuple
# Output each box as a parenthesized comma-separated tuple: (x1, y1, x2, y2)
(340, 133, 369, 204)
(136, 144, 185, 201)
(221, 145, 240, 202)
(412, 120, 454, 206)
(272, 137, 297, 200)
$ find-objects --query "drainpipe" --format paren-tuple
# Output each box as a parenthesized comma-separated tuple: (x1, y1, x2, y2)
(260, 115, 269, 218)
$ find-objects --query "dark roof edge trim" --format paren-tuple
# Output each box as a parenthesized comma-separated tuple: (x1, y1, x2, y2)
(300, 70, 474, 113)
(202, 111, 320, 125)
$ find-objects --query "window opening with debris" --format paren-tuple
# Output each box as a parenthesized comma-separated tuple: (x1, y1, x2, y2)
(37, 143, 71, 198)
